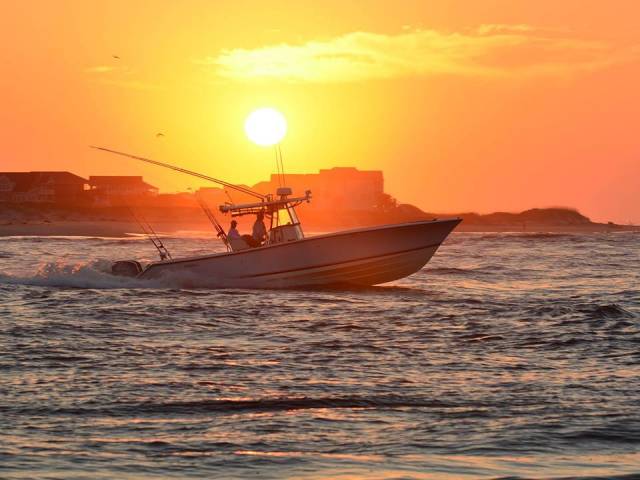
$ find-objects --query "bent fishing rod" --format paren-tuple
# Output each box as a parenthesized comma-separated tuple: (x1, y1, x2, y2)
(90, 146, 266, 201)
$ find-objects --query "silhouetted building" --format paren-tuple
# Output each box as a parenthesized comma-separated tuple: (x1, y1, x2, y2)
(0, 171, 88, 203)
(89, 176, 158, 197)
(155, 192, 197, 207)
(88, 176, 158, 205)
(196, 185, 254, 206)
(253, 167, 389, 211)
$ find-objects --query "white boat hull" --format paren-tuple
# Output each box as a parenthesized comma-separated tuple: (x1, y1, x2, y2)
(139, 219, 461, 288)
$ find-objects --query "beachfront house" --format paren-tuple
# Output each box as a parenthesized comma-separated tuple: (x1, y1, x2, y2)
(88, 176, 158, 205)
(0, 171, 88, 203)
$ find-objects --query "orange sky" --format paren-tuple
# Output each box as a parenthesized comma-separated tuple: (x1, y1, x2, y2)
(1, 0, 639, 223)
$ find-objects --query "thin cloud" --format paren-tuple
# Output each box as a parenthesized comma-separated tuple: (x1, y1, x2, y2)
(83, 64, 160, 90)
(97, 79, 163, 91)
(206, 26, 637, 83)
(476, 24, 538, 35)
(84, 65, 118, 74)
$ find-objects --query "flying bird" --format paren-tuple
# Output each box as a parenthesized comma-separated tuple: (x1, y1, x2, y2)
(112, 55, 121, 60)
(156, 132, 165, 138)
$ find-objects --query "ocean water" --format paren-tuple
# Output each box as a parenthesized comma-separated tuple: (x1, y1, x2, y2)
(1, 231, 639, 479)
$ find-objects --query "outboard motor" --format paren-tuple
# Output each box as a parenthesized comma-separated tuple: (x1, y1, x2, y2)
(111, 260, 143, 277)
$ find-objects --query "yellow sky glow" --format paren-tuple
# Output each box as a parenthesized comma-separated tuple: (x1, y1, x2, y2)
(1, 0, 640, 223)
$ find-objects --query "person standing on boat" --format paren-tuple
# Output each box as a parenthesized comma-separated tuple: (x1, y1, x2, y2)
(252, 211, 267, 246)
(228, 220, 241, 240)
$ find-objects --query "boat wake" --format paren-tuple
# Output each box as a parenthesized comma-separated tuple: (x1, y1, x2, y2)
(0, 260, 155, 289)
(0, 260, 246, 290)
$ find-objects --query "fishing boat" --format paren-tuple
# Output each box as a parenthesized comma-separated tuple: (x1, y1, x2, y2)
(94, 147, 461, 288)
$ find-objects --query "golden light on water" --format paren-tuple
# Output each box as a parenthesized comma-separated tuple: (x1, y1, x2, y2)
(244, 107, 287, 146)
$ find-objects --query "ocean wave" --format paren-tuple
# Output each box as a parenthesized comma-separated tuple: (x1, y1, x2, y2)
(528, 303, 638, 321)
(471, 232, 577, 241)
(559, 421, 640, 444)
(460, 333, 505, 342)
(424, 265, 514, 276)
(493, 472, 640, 480)
(0, 235, 136, 242)
(582, 304, 636, 320)
(424, 267, 475, 276)
(527, 305, 575, 318)
(2, 396, 461, 417)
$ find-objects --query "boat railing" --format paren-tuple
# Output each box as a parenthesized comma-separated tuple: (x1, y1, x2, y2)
(219, 192, 311, 215)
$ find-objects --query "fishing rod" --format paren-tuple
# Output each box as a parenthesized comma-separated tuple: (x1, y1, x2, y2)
(128, 207, 172, 261)
(195, 193, 231, 251)
(90, 146, 266, 200)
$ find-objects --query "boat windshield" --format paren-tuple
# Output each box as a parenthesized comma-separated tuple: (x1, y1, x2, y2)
(274, 207, 293, 227)
(268, 205, 304, 244)
(288, 206, 300, 225)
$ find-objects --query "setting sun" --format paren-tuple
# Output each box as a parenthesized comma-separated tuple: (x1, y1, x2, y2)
(244, 107, 287, 147)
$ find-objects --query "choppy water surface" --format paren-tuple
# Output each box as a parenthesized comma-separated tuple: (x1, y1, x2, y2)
(1, 232, 639, 479)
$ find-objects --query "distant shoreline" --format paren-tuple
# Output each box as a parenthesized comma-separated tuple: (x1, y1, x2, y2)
(1, 203, 638, 237)
(0, 220, 637, 238)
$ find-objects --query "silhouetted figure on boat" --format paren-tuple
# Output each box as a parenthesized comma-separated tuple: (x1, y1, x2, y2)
(252, 211, 267, 245)
(227, 219, 260, 250)
(227, 220, 241, 240)
(227, 212, 265, 249)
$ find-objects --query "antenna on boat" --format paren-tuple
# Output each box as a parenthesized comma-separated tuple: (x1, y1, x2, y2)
(90, 146, 266, 200)
(274, 144, 286, 187)
(273, 147, 281, 187)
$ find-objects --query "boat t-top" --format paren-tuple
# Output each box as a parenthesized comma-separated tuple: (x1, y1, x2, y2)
(93, 146, 461, 288)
